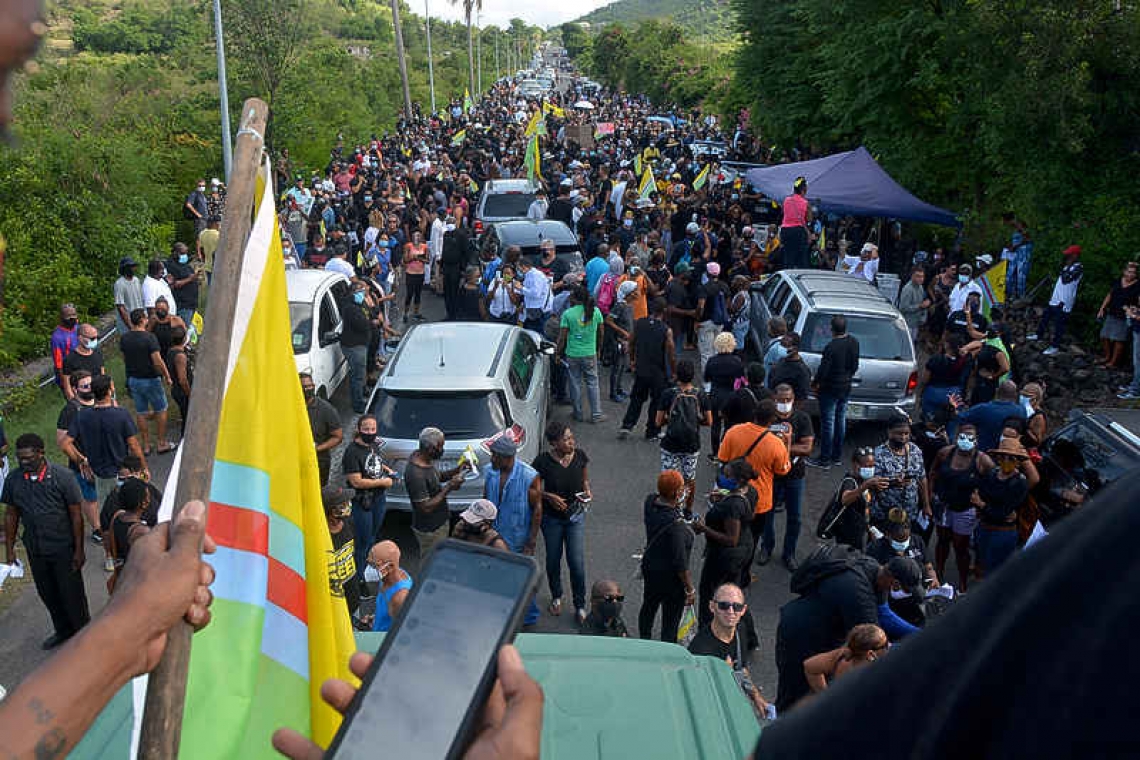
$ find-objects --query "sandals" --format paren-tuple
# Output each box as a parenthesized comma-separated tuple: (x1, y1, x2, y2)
(548, 598, 562, 616)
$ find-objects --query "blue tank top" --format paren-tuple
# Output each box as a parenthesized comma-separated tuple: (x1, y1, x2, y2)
(372, 571, 413, 632)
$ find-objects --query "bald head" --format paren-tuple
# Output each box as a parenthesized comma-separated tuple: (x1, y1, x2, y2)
(591, 579, 621, 602)
(368, 540, 401, 569)
(997, 380, 1018, 401)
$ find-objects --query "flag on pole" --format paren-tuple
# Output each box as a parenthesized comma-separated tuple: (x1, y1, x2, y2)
(692, 164, 710, 191)
(638, 164, 656, 200)
(450, 129, 467, 147)
(633, 153, 642, 177)
(979, 260, 1008, 317)
(524, 134, 542, 181)
(146, 159, 356, 758)
(524, 109, 546, 138)
(464, 88, 473, 114)
(610, 180, 628, 218)
(542, 101, 566, 118)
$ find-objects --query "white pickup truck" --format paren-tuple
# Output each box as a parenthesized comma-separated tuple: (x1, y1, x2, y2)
(286, 269, 351, 400)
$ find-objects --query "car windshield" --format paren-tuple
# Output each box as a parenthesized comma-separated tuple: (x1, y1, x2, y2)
(801, 313, 912, 361)
(369, 390, 509, 440)
(289, 302, 312, 355)
(483, 194, 536, 217)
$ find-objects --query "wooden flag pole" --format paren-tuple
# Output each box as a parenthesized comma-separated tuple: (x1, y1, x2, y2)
(138, 97, 268, 758)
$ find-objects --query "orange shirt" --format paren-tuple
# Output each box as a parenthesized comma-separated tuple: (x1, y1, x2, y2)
(620, 273, 648, 320)
(716, 423, 791, 514)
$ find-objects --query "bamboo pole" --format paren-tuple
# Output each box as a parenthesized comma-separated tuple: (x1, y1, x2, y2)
(137, 97, 268, 758)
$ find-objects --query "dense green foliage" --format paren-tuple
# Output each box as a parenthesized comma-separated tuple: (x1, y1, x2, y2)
(573, 0, 733, 43)
(566, 19, 733, 110)
(0, 0, 538, 366)
(732, 0, 1140, 335)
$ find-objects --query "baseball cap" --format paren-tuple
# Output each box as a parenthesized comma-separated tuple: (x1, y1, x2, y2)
(706, 262, 721, 277)
(886, 556, 925, 603)
(976, 254, 994, 267)
(489, 436, 518, 456)
(686, 221, 700, 234)
(321, 484, 354, 510)
(617, 280, 639, 301)
(119, 256, 138, 268)
(460, 498, 498, 524)
(1063, 244, 1082, 257)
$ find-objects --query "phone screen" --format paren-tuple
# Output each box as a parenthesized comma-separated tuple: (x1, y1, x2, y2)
(329, 542, 536, 760)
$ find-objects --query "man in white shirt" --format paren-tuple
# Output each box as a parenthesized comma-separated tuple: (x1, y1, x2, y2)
(1027, 245, 1083, 355)
(842, 242, 880, 282)
(428, 210, 448, 290)
(141, 259, 175, 317)
(324, 246, 355, 278)
(527, 188, 548, 220)
(519, 258, 552, 333)
(948, 262, 984, 312)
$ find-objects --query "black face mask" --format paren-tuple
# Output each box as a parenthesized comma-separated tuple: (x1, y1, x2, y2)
(155, 310, 169, 319)
(360, 432, 377, 445)
(303, 388, 316, 401)
(77, 390, 95, 401)
(599, 600, 623, 620)
(63, 317, 78, 328)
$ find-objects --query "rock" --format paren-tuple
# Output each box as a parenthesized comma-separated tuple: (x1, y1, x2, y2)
(1071, 369, 1093, 383)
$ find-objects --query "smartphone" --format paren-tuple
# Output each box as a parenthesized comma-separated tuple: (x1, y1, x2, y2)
(325, 540, 540, 760)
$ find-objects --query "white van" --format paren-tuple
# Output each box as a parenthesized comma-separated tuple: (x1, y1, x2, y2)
(286, 269, 351, 399)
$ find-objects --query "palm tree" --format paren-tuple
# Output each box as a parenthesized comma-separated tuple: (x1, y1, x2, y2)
(448, 0, 481, 100)
(390, 0, 413, 119)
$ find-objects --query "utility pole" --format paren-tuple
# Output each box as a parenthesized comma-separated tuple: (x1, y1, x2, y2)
(424, 0, 436, 114)
(494, 29, 499, 82)
(476, 11, 482, 94)
(390, 0, 413, 120)
(212, 0, 232, 181)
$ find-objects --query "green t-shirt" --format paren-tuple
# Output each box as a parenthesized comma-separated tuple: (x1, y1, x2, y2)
(560, 304, 604, 358)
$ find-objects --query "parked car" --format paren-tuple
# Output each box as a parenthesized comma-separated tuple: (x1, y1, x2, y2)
(473, 178, 540, 239)
(478, 219, 585, 274)
(1033, 409, 1140, 528)
(287, 269, 352, 400)
(366, 322, 553, 512)
(748, 269, 917, 420)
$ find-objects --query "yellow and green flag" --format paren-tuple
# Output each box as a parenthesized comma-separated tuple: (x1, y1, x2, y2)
(451, 129, 467, 147)
(693, 164, 710, 191)
(524, 109, 546, 138)
(148, 159, 356, 757)
(542, 101, 566, 118)
(524, 134, 542, 182)
(638, 164, 656, 200)
(980, 259, 1008, 317)
(464, 88, 473, 114)
(633, 153, 642, 177)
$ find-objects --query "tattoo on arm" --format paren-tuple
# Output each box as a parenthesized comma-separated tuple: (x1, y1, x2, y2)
(33, 728, 66, 760)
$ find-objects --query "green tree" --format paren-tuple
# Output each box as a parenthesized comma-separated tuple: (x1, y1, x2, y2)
(447, 0, 481, 99)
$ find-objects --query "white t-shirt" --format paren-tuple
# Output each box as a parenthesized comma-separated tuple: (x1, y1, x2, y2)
(141, 275, 175, 310)
(948, 281, 983, 312)
(843, 255, 879, 282)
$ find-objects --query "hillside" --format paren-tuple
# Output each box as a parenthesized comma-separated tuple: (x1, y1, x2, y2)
(573, 0, 734, 42)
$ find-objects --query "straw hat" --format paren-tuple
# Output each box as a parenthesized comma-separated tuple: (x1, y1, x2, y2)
(988, 438, 1029, 460)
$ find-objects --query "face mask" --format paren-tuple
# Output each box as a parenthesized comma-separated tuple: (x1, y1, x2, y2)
(731, 193, 739, 201)
(116, 478, 126, 487)
(63, 317, 78, 328)
(998, 459, 1018, 474)
(890, 538, 910, 552)
(156, 309, 169, 318)
(957, 435, 976, 452)
(925, 429, 941, 438)
(303, 388, 315, 400)
(353, 291, 365, 304)
(77, 389, 94, 401)
(599, 599, 623, 620)
(716, 473, 739, 491)
(776, 401, 793, 415)
(958, 274, 970, 284)
(360, 432, 377, 444)
(178, 254, 189, 264)
(86, 338, 99, 350)
(889, 588, 911, 601)
(858, 466, 876, 480)
(623, 219, 633, 228)
(1019, 394, 1032, 407)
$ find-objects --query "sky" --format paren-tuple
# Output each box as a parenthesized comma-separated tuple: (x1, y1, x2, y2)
(423, 0, 612, 29)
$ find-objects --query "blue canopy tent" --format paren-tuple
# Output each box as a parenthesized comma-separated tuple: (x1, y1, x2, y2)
(744, 147, 961, 227)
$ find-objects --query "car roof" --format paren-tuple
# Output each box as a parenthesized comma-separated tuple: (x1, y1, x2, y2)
(285, 269, 350, 302)
(781, 270, 899, 316)
(381, 322, 517, 390)
(494, 220, 578, 246)
(483, 178, 537, 195)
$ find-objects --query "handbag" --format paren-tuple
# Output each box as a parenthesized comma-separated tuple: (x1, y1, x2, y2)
(677, 604, 698, 646)
(634, 509, 684, 581)
(815, 477, 854, 540)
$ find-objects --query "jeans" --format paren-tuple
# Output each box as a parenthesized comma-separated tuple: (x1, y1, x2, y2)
(621, 374, 667, 434)
(551, 359, 569, 401)
(566, 355, 602, 420)
(176, 307, 196, 326)
(1006, 245, 1032, 300)
(343, 344, 368, 413)
(922, 384, 959, 416)
(413, 521, 450, 560)
(351, 490, 388, 585)
(1036, 304, 1069, 348)
(697, 320, 719, 374)
(765, 477, 804, 561)
(127, 376, 168, 414)
(817, 392, 849, 462)
(1127, 330, 1140, 394)
(975, 525, 1018, 574)
(609, 352, 627, 398)
(541, 515, 586, 610)
(638, 576, 686, 642)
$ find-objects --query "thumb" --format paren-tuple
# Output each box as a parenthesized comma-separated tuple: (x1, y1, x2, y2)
(495, 645, 543, 735)
(170, 500, 207, 561)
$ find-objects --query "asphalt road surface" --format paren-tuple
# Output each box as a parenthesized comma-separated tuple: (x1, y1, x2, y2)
(0, 287, 889, 705)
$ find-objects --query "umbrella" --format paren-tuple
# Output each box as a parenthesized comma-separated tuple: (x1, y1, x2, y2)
(573, 100, 595, 110)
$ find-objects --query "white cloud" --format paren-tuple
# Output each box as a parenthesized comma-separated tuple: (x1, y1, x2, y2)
(422, 0, 612, 30)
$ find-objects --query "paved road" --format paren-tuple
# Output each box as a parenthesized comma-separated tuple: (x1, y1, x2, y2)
(0, 288, 885, 704)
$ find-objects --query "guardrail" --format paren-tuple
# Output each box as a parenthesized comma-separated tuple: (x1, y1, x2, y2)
(35, 325, 119, 389)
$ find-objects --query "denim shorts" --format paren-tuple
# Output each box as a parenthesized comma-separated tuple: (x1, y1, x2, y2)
(77, 473, 97, 502)
(128, 376, 168, 413)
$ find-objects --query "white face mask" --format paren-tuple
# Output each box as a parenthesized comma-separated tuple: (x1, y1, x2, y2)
(889, 588, 911, 601)
(776, 401, 793, 415)
(858, 466, 876, 480)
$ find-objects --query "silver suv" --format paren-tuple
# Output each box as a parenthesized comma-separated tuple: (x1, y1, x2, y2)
(748, 269, 917, 421)
(473, 178, 539, 239)
(366, 322, 551, 511)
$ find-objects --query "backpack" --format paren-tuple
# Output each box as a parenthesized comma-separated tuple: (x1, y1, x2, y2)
(788, 543, 865, 596)
(596, 273, 619, 315)
(664, 388, 701, 450)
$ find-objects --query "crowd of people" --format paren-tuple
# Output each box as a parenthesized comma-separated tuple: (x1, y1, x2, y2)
(1, 54, 1129, 757)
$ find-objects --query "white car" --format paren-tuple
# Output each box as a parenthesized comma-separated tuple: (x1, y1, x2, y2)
(287, 269, 351, 400)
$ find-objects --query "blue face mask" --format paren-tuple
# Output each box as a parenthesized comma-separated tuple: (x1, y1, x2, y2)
(1019, 394, 1031, 406)
(858, 466, 876, 480)
(958, 274, 970, 284)
(957, 435, 976, 452)
(716, 473, 738, 491)
(353, 291, 365, 304)
(178, 254, 189, 264)
(890, 538, 910, 552)
(86, 338, 99, 350)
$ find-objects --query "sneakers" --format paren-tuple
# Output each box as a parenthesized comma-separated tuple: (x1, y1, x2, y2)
(805, 457, 831, 470)
(1042, 346, 1060, 356)
(575, 608, 587, 627)
(103, 556, 115, 573)
(783, 555, 799, 572)
(617, 427, 631, 440)
(756, 547, 773, 566)
(1025, 333, 1038, 341)
(590, 414, 608, 424)
(90, 530, 103, 546)
(1118, 390, 1140, 400)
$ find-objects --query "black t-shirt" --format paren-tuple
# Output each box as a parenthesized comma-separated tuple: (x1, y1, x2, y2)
(699, 280, 730, 323)
(341, 440, 388, 508)
(666, 279, 692, 330)
(768, 357, 813, 405)
(866, 533, 931, 567)
(722, 385, 771, 429)
(757, 466, 1140, 760)
(100, 480, 161, 532)
(532, 449, 589, 503)
(945, 309, 987, 340)
(1108, 279, 1140, 318)
(166, 258, 200, 309)
(688, 625, 743, 664)
(61, 348, 104, 383)
(1, 464, 83, 557)
(657, 386, 710, 454)
(306, 398, 341, 468)
(771, 410, 813, 480)
(977, 469, 1029, 525)
(704, 492, 753, 559)
(704, 353, 745, 400)
(120, 330, 162, 379)
(404, 459, 447, 532)
(925, 353, 966, 387)
(641, 495, 692, 583)
(67, 405, 139, 477)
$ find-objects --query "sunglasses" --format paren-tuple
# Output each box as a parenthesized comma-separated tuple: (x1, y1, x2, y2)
(714, 601, 746, 612)
(854, 447, 874, 458)
(600, 594, 625, 603)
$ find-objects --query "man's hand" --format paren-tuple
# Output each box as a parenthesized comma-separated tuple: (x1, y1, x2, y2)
(105, 500, 217, 675)
(272, 645, 543, 760)
(684, 587, 697, 606)
(522, 540, 536, 556)
(448, 473, 466, 490)
(71, 545, 85, 572)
